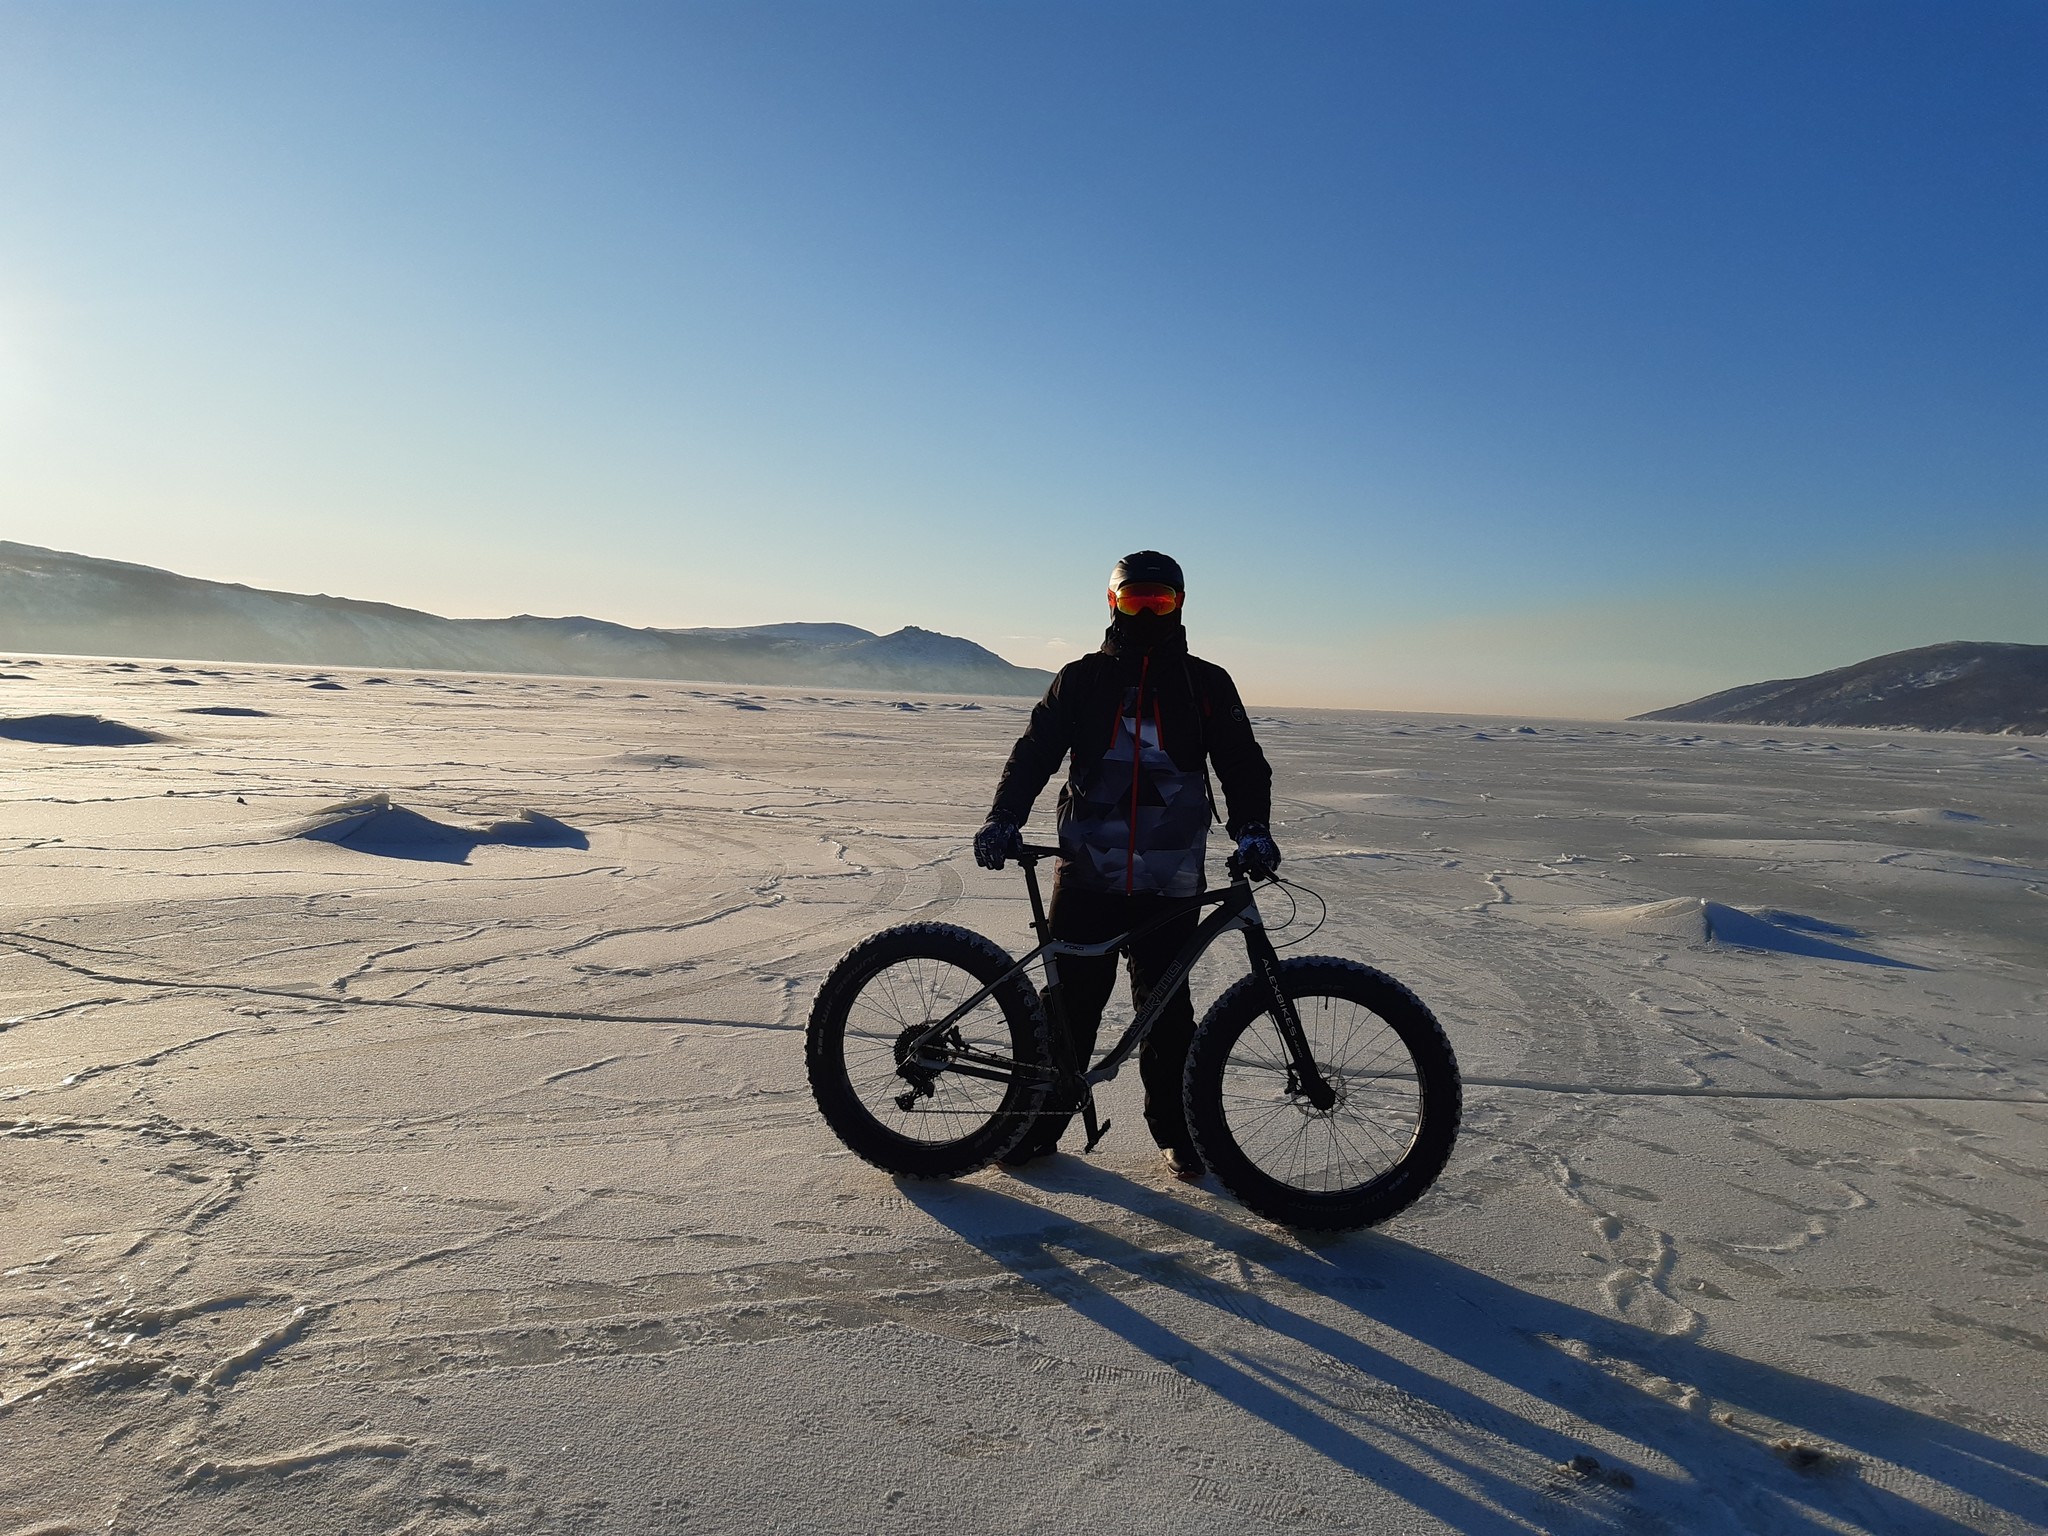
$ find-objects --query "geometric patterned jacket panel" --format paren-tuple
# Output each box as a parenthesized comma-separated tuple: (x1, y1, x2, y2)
(989, 625, 1273, 897)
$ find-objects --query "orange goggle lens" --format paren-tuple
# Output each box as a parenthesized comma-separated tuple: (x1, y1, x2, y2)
(1111, 582, 1182, 616)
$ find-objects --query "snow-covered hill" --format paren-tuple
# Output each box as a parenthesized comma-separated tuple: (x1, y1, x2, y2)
(1634, 641, 2048, 735)
(0, 542, 1055, 695)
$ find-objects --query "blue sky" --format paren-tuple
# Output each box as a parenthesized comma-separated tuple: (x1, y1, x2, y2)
(2, 1, 2041, 712)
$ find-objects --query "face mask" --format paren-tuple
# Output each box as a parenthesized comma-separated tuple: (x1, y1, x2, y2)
(1110, 607, 1179, 646)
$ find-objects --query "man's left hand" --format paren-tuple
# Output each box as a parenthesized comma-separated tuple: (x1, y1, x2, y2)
(1233, 824, 1281, 879)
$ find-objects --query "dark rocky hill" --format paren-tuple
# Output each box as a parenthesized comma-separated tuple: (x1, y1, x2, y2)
(1634, 641, 2048, 735)
(0, 542, 1054, 696)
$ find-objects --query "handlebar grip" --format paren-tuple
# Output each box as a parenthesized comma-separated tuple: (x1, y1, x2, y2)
(1017, 842, 1063, 860)
(1226, 850, 1276, 882)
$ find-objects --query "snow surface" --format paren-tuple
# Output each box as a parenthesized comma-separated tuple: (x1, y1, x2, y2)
(1, 659, 2044, 1534)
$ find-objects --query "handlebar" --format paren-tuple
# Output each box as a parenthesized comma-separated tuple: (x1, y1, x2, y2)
(1011, 839, 1273, 885)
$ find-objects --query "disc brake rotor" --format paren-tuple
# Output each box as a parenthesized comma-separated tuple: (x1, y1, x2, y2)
(1285, 1063, 1347, 1118)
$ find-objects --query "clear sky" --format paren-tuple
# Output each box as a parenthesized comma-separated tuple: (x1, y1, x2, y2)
(2, 1, 2041, 714)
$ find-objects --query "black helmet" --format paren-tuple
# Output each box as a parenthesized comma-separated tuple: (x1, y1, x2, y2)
(1109, 550, 1184, 593)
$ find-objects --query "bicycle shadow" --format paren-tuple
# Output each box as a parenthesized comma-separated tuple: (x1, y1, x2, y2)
(903, 1168, 2047, 1535)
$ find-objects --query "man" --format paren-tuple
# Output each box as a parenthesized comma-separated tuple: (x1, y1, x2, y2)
(973, 551, 1281, 1179)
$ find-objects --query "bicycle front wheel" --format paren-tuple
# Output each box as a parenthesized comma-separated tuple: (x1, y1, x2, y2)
(1184, 957, 1461, 1231)
(806, 923, 1052, 1179)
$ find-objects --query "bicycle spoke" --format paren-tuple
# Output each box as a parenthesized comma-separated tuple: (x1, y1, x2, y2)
(830, 950, 1032, 1147)
(1217, 993, 1427, 1193)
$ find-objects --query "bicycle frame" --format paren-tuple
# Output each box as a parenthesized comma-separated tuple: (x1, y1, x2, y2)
(904, 842, 1334, 1149)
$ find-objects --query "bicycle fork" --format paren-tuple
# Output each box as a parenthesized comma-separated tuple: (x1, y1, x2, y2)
(1242, 924, 1338, 1113)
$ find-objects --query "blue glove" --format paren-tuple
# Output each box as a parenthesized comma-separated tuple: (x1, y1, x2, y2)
(974, 813, 1024, 871)
(1232, 824, 1281, 880)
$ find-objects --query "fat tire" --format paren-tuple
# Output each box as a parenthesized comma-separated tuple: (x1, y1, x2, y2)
(807, 923, 1052, 1179)
(1184, 957, 1461, 1231)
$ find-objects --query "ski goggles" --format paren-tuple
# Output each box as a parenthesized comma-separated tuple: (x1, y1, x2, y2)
(1111, 581, 1182, 617)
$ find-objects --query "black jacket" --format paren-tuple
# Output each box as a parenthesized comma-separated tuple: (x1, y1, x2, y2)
(989, 625, 1272, 857)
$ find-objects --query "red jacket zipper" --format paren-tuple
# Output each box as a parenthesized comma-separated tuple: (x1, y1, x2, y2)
(1126, 654, 1149, 894)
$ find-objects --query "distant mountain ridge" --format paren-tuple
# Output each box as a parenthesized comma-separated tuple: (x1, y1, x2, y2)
(1634, 641, 2048, 736)
(0, 542, 1055, 695)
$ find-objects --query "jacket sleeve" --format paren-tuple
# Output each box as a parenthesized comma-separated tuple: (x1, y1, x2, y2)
(1202, 664, 1272, 837)
(989, 666, 1076, 826)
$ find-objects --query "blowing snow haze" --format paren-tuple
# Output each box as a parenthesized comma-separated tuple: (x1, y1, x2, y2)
(0, 542, 1053, 695)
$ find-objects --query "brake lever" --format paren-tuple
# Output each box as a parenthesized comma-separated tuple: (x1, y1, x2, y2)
(1224, 850, 1276, 883)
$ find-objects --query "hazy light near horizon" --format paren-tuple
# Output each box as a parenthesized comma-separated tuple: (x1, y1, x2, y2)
(1, 2, 2041, 714)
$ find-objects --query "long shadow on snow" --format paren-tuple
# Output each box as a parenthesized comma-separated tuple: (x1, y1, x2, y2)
(906, 1170, 2043, 1535)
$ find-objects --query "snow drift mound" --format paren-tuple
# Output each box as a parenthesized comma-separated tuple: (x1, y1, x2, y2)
(0, 713, 165, 746)
(1567, 898, 1922, 968)
(289, 793, 588, 863)
(1872, 807, 1984, 825)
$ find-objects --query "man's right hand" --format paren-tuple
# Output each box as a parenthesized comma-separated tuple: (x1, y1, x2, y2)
(973, 813, 1024, 870)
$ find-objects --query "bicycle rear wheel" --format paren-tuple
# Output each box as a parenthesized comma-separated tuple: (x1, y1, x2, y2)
(806, 923, 1052, 1179)
(1184, 957, 1461, 1230)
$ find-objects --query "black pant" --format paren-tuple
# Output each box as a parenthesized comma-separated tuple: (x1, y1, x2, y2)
(1032, 883, 1200, 1156)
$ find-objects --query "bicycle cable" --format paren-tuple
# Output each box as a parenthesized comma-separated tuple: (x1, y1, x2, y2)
(1263, 878, 1298, 935)
(1265, 874, 1327, 950)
